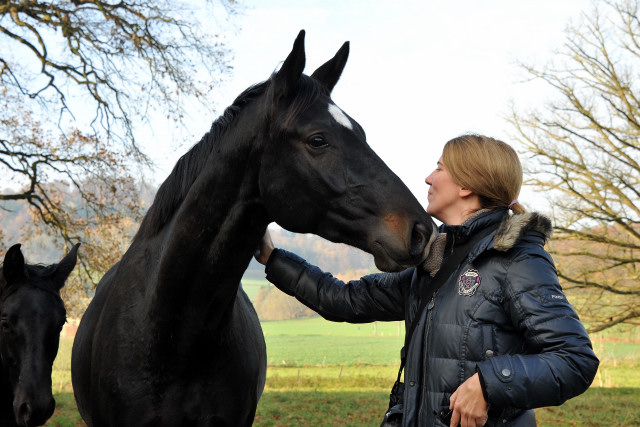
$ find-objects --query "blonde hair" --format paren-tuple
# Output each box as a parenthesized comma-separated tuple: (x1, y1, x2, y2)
(442, 134, 526, 214)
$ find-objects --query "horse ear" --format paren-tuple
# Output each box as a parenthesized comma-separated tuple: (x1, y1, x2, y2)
(3, 244, 25, 285)
(52, 243, 80, 290)
(310, 41, 349, 93)
(272, 30, 307, 99)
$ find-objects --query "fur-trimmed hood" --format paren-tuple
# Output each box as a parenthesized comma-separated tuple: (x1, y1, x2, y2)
(493, 212, 553, 252)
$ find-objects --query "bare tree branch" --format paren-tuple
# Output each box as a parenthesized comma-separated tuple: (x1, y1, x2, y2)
(511, 0, 640, 332)
(0, 1, 238, 315)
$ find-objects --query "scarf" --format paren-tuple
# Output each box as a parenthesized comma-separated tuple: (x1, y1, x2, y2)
(422, 209, 492, 277)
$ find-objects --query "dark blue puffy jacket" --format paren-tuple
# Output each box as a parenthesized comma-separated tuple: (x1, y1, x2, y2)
(265, 209, 599, 426)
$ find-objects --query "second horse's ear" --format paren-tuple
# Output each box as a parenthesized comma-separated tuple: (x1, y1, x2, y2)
(272, 30, 307, 100)
(310, 41, 349, 93)
(3, 244, 25, 285)
(52, 243, 80, 290)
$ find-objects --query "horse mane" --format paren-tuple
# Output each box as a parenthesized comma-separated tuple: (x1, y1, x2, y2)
(134, 82, 268, 240)
(135, 74, 327, 241)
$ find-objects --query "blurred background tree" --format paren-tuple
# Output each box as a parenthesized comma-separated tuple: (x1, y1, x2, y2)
(254, 286, 317, 321)
(511, 0, 639, 332)
(0, 0, 238, 314)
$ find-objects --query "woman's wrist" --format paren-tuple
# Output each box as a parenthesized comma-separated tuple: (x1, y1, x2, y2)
(476, 366, 489, 404)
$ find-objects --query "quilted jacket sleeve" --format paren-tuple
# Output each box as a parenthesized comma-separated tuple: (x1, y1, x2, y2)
(476, 245, 599, 409)
(265, 248, 411, 322)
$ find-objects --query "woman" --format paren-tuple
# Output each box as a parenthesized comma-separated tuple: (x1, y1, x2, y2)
(254, 134, 599, 426)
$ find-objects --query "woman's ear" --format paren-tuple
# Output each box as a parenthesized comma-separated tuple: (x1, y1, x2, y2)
(459, 187, 473, 198)
(459, 188, 482, 211)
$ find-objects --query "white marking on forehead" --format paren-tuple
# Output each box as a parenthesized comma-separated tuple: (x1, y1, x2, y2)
(328, 103, 353, 130)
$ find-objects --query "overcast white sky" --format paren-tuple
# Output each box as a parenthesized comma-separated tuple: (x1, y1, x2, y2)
(150, 0, 596, 210)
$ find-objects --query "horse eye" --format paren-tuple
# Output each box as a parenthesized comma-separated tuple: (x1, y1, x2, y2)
(307, 134, 328, 149)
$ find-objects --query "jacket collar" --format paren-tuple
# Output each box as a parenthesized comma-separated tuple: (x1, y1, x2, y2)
(448, 209, 553, 257)
(442, 210, 552, 248)
(440, 209, 503, 247)
(424, 209, 553, 275)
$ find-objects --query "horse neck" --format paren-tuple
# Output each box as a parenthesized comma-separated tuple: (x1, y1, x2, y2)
(147, 117, 269, 337)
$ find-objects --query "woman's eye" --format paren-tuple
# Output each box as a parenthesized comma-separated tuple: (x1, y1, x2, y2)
(307, 134, 329, 149)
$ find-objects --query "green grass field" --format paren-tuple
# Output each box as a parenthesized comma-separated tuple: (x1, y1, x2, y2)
(45, 319, 640, 426)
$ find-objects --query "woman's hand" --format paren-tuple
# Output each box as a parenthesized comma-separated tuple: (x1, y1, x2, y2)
(254, 229, 275, 265)
(449, 373, 488, 427)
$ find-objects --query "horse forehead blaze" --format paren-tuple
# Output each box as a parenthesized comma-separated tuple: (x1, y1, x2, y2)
(327, 103, 353, 130)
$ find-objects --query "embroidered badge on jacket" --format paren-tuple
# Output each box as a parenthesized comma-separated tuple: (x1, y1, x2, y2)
(459, 269, 481, 296)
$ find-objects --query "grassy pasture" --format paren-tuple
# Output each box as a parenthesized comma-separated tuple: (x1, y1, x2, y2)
(46, 319, 640, 426)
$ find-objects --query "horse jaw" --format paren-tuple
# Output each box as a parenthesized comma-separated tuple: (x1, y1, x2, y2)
(305, 208, 437, 273)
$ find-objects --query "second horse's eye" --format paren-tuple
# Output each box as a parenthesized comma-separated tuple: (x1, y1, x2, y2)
(1, 320, 12, 333)
(307, 134, 329, 149)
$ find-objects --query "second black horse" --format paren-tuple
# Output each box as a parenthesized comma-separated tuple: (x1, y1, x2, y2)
(1, 243, 79, 427)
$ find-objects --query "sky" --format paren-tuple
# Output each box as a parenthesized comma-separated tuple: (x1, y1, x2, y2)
(151, 0, 597, 210)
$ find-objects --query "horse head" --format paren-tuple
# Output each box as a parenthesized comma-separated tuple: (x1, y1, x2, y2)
(259, 30, 437, 271)
(0, 243, 79, 427)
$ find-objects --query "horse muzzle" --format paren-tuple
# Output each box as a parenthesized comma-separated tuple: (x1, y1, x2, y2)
(14, 393, 55, 427)
(370, 217, 437, 272)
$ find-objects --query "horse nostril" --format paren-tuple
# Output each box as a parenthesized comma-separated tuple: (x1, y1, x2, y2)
(412, 228, 424, 246)
(410, 223, 428, 257)
(18, 401, 32, 425)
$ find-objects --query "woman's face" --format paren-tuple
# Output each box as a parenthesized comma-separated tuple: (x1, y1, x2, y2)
(424, 156, 462, 223)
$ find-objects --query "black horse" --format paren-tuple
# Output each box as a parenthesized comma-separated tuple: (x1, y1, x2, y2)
(0, 243, 79, 427)
(71, 30, 436, 426)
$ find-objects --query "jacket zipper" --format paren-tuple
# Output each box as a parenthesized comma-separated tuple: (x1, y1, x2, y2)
(417, 290, 437, 425)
